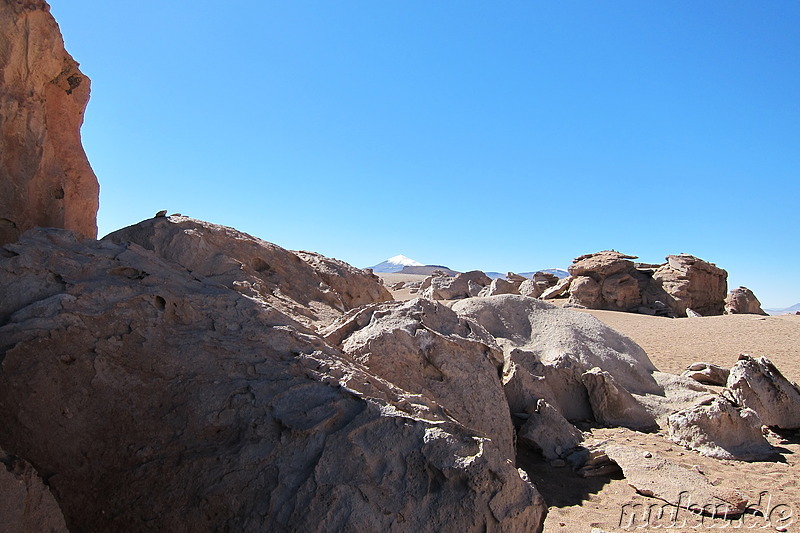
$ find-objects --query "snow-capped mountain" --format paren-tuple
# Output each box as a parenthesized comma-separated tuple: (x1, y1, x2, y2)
(368, 255, 424, 273)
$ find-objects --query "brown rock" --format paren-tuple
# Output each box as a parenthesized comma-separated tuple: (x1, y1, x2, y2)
(479, 277, 519, 297)
(568, 251, 638, 278)
(517, 399, 583, 460)
(540, 276, 571, 300)
(653, 254, 728, 317)
(600, 272, 640, 311)
(567, 275, 602, 309)
(682, 362, 730, 386)
(0, 227, 546, 532)
(605, 445, 748, 517)
(0, 1, 98, 245)
(518, 279, 542, 298)
(0, 446, 68, 533)
(724, 286, 767, 315)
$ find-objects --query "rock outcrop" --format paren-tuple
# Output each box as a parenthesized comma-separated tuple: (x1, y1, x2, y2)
(667, 396, 773, 461)
(0, 0, 99, 246)
(420, 270, 491, 300)
(0, 227, 546, 532)
(724, 286, 767, 315)
(322, 298, 514, 458)
(653, 254, 728, 317)
(0, 446, 68, 533)
(451, 296, 662, 423)
(581, 368, 658, 431)
(561, 251, 728, 317)
(104, 216, 391, 330)
(725, 354, 800, 429)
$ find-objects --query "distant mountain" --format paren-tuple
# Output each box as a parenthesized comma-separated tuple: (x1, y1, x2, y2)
(764, 303, 800, 316)
(368, 254, 424, 273)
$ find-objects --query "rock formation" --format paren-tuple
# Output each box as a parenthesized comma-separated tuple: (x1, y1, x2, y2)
(725, 354, 800, 429)
(0, 227, 545, 532)
(682, 362, 729, 386)
(653, 254, 728, 317)
(667, 396, 773, 461)
(0, 446, 68, 533)
(517, 399, 583, 461)
(451, 295, 662, 423)
(724, 286, 767, 315)
(0, 0, 99, 246)
(604, 445, 748, 517)
(104, 216, 391, 330)
(558, 251, 728, 317)
(419, 270, 491, 300)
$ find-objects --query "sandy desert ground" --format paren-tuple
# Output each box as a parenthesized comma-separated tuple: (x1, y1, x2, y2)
(379, 273, 800, 532)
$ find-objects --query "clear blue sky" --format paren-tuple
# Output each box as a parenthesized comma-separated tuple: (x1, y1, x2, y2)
(50, 1, 799, 308)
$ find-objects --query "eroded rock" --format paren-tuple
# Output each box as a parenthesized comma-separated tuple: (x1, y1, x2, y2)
(0, 228, 546, 532)
(0, 1, 99, 245)
(667, 396, 773, 461)
(605, 445, 748, 517)
(724, 287, 767, 315)
(725, 354, 800, 429)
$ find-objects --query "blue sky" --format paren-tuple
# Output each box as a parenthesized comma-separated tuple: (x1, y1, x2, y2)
(50, 1, 799, 308)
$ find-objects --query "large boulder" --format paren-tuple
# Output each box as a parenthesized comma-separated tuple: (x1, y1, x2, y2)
(420, 270, 491, 300)
(667, 396, 774, 461)
(0, 228, 546, 532)
(104, 216, 390, 330)
(566, 252, 642, 311)
(0, 0, 99, 246)
(725, 354, 800, 429)
(451, 296, 662, 422)
(724, 286, 767, 315)
(653, 254, 728, 317)
(322, 298, 514, 458)
(479, 277, 519, 297)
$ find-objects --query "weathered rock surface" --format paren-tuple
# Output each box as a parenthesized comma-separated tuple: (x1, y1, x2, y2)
(0, 0, 99, 246)
(682, 362, 729, 386)
(293, 250, 392, 309)
(563, 251, 728, 317)
(479, 277, 519, 297)
(653, 254, 728, 317)
(0, 228, 545, 532)
(724, 286, 767, 315)
(517, 400, 583, 460)
(566, 276, 602, 309)
(452, 296, 662, 423)
(667, 396, 773, 461)
(605, 445, 748, 517)
(518, 279, 541, 298)
(725, 354, 800, 429)
(104, 216, 391, 330)
(420, 270, 491, 300)
(322, 298, 514, 458)
(540, 276, 571, 300)
(0, 446, 68, 533)
(581, 368, 658, 431)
